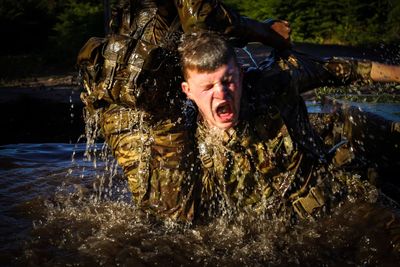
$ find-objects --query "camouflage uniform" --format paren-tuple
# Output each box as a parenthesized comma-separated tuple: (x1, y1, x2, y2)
(196, 51, 375, 219)
(77, 0, 280, 221)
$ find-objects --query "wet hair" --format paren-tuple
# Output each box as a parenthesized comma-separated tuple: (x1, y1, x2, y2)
(178, 31, 238, 80)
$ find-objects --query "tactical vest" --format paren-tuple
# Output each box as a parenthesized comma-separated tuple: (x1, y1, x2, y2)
(77, 0, 182, 112)
(195, 112, 299, 215)
(195, 109, 345, 219)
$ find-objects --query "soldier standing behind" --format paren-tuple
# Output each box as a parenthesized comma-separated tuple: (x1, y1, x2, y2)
(77, 0, 292, 221)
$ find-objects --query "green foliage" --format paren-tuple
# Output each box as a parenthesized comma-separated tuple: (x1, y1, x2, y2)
(0, 0, 104, 66)
(224, 0, 400, 46)
(0, 0, 53, 20)
(224, 0, 275, 20)
(0, 0, 398, 78)
(387, 0, 400, 42)
(51, 0, 103, 64)
(0, 0, 56, 55)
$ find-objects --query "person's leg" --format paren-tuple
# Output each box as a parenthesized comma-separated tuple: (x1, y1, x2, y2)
(100, 104, 200, 221)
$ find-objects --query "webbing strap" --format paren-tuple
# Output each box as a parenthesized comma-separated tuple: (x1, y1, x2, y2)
(292, 186, 325, 218)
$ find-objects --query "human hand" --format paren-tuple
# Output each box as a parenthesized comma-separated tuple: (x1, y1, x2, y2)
(270, 20, 291, 43)
(262, 19, 292, 50)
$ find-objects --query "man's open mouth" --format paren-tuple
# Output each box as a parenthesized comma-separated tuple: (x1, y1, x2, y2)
(216, 102, 234, 121)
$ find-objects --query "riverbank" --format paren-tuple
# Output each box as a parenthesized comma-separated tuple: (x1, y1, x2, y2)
(0, 74, 84, 144)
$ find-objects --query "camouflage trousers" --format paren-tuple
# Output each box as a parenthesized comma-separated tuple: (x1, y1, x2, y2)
(100, 104, 199, 221)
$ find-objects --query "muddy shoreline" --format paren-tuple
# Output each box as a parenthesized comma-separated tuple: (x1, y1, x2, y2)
(0, 75, 84, 144)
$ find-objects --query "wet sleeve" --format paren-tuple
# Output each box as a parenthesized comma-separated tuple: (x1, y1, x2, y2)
(278, 53, 373, 94)
(249, 60, 329, 159)
(321, 57, 373, 84)
(252, 54, 374, 159)
(174, 0, 259, 46)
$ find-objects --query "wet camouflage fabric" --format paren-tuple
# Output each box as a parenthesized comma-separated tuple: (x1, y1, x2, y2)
(100, 104, 199, 220)
(242, 52, 373, 160)
(195, 52, 374, 219)
(77, 0, 256, 113)
(77, 0, 270, 221)
(77, 0, 376, 221)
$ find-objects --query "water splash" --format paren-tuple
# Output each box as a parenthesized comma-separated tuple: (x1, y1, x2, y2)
(1, 139, 399, 266)
(242, 46, 259, 68)
(16, 191, 400, 266)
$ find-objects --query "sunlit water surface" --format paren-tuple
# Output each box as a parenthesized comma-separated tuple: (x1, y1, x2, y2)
(1, 143, 399, 267)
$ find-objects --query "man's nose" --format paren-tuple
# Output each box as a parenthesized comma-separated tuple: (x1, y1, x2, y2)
(213, 83, 228, 99)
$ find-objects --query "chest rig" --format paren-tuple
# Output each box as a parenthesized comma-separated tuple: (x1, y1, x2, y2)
(196, 112, 296, 212)
(78, 0, 181, 111)
(196, 109, 333, 218)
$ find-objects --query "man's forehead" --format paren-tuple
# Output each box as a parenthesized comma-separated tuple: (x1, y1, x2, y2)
(187, 62, 239, 78)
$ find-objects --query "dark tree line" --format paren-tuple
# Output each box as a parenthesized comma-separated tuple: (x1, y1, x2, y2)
(0, 0, 398, 77)
(0, 0, 106, 68)
(225, 0, 400, 45)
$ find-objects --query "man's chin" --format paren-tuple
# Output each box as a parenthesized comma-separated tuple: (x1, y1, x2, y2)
(215, 120, 236, 130)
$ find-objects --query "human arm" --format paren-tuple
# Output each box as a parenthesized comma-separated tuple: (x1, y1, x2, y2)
(279, 54, 400, 95)
(251, 53, 399, 161)
(174, 0, 291, 49)
(235, 17, 291, 49)
(370, 62, 400, 83)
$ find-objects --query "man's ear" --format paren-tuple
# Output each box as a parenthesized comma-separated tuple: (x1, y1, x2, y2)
(181, 81, 191, 99)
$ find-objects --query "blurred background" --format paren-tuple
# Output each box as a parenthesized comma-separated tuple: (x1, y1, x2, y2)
(0, 0, 399, 144)
(0, 0, 399, 81)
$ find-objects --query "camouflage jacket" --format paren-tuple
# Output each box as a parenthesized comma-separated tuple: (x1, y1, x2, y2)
(248, 52, 373, 159)
(77, 0, 267, 117)
(195, 52, 373, 219)
(77, 0, 282, 221)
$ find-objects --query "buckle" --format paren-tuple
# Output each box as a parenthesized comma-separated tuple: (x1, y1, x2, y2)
(200, 154, 213, 168)
(292, 187, 325, 218)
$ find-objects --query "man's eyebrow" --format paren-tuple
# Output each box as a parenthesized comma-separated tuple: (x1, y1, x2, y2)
(197, 80, 214, 88)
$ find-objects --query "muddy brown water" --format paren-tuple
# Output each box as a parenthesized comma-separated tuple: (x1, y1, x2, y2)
(1, 44, 400, 266)
(1, 142, 400, 267)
